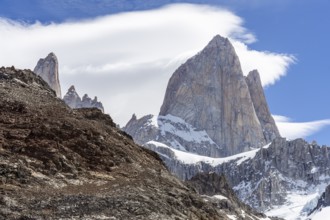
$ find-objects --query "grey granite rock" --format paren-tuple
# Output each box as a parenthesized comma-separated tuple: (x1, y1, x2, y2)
(63, 85, 104, 112)
(245, 70, 280, 143)
(159, 35, 266, 156)
(34, 52, 61, 98)
(148, 137, 330, 211)
(63, 85, 81, 109)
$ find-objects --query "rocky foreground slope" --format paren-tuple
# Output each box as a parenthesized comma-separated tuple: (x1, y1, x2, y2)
(0, 66, 274, 219)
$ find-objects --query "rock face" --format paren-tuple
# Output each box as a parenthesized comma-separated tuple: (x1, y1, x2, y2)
(245, 70, 280, 142)
(159, 35, 268, 156)
(186, 173, 275, 220)
(150, 137, 330, 216)
(63, 85, 104, 112)
(34, 52, 61, 98)
(0, 66, 255, 219)
(309, 184, 330, 217)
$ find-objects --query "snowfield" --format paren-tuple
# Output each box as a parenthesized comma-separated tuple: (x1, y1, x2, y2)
(146, 140, 270, 166)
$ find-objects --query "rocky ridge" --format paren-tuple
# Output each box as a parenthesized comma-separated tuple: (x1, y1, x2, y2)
(123, 35, 330, 219)
(144, 138, 330, 219)
(34, 52, 61, 98)
(0, 66, 272, 219)
(63, 85, 104, 112)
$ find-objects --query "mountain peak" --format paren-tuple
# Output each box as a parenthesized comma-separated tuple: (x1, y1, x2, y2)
(34, 52, 61, 98)
(63, 87, 104, 112)
(245, 69, 280, 142)
(159, 35, 266, 156)
(205, 34, 230, 49)
(68, 85, 76, 92)
(47, 52, 56, 58)
(246, 69, 261, 84)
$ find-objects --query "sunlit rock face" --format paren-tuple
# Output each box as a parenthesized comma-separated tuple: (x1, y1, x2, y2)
(34, 52, 61, 98)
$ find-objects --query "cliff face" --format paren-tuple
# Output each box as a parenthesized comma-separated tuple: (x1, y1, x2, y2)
(33, 52, 62, 98)
(0, 66, 244, 220)
(245, 70, 280, 143)
(159, 35, 267, 156)
(146, 137, 330, 216)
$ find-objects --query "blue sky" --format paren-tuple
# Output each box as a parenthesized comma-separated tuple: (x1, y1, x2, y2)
(0, 0, 329, 145)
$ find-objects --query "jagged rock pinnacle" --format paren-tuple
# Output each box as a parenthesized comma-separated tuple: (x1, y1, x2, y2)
(63, 86, 104, 112)
(245, 70, 280, 142)
(34, 52, 61, 98)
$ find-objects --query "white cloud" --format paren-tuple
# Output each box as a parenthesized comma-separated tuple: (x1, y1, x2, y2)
(233, 41, 295, 86)
(273, 115, 330, 140)
(0, 4, 295, 126)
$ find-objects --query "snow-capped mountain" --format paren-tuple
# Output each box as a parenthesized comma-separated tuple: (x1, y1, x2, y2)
(123, 35, 330, 219)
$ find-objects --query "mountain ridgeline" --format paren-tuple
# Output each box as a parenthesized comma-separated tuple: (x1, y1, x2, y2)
(124, 35, 330, 219)
(63, 85, 104, 112)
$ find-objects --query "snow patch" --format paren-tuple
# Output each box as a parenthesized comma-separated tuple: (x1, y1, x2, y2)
(309, 207, 330, 220)
(311, 167, 319, 174)
(226, 214, 237, 220)
(212, 195, 228, 200)
(158, 114, 217, 145)
(147, 141, 270, 166)
(266, 191, 321, 220)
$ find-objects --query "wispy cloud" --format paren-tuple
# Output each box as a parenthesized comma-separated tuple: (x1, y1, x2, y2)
(273, 115, 330, 140)
(0, 4, 294, 125)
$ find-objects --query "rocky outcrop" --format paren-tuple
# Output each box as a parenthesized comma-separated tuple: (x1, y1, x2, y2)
(186, 173, 277, 220)
(1, 66, 250, 219)
(124, 114, 159, 145)
(245, 70, 280, 142)
(308, 184, 330, 217)
(159, 35, 267, 156)
(63, 85, 104, 112)
(34, 52, 61, 98)
(81, 94, 104, 112)
(63, 85, 81, 108)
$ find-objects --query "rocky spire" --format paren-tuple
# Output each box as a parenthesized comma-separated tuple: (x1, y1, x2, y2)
(159, 35, 266, 156)
(245, 70, 280, 142)
(63, 86, 104, 112)
(63, 85, 81, 109)
(34, 52, 61, 98)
